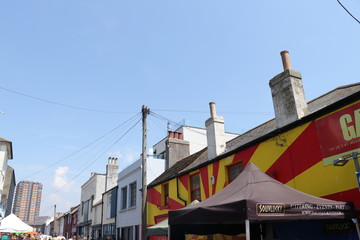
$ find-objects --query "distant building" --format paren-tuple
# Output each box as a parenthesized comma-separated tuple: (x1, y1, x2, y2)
(13, 180, 43, 223)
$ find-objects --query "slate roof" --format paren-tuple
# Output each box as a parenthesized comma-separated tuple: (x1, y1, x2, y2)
(148, 83, 360, 188)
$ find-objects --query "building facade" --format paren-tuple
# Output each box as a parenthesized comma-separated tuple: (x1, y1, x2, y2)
(13, 180, 42, 223)
(2, 166, 15, 217)
(78, 157, 118, 240)
(102, 187, 117, 240)
(146, 53, 360, 239)
(0, 137, 13, 218)
(117, 156, 165, 240)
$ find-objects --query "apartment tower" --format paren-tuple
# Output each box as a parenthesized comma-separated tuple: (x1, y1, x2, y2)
(13, 181, 43, 223)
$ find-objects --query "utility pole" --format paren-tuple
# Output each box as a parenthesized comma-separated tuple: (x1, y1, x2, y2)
(141, 105, 150, 240)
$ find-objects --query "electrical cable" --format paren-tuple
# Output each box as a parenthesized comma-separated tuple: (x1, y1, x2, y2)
(152, 108, 273, 115)
(0, 86, 136, 114)
(22, 112, 142, 180)
(337, 0, 360, 24)
(41, 116, 142, 204)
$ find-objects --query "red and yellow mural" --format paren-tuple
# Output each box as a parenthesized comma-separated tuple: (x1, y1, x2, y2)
(147, 100, 360, 227)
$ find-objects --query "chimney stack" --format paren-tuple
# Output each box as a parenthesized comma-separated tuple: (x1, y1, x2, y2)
(165, 131, 189, 170)
(205, 102, 226, 160)
(269, 51, 309, 128)
(106, 157, 119, 191)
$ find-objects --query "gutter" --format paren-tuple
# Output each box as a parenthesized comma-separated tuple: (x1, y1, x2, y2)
(176, 178, 187, 206)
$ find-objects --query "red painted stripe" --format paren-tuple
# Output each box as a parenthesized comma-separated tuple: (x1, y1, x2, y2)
(233, 144, 259, 167)
(322, 188, 360, 209)
(266, 123, 322, 183)
(200, 167, 210, 198)
(168, 197, 187, 210)
(179, 174, 188, 191)
(147, 187, 161, 206)
(212, 161, 219, 195)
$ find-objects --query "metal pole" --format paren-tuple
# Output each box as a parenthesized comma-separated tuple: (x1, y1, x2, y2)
(352, 218, 360, 240)
(352, 152, 360, 172)
(245, 220, 250, 240)
(141, 105, 150, 240)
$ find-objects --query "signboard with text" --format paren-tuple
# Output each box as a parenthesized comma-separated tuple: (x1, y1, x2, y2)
(315, 101, 360, 166)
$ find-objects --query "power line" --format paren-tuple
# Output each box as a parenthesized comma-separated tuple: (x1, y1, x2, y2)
(22, 112, 142, 180)
(152, 108, 273, 115)
(41, 116, 142, 204)
(0, 86, 136, 114)
(337, 0, 360, 24)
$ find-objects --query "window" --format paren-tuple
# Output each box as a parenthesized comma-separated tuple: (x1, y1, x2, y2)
(129, 182, 137, 207)
(190, 174, 201, 201)
(107, 192, 112, 218)
(121, 186, 127, 210)
(121, 226, 133, 240)
(162, 183, 169, 206)
(134, 225, 139, 240)
(227, 162, 243, 183)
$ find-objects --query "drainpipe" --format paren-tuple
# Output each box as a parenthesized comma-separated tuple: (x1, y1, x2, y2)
(176, 178, 187, 206)
(101, 195, 104, 239)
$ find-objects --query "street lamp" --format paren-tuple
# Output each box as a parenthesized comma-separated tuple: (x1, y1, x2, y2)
(333, 152, 360, 190)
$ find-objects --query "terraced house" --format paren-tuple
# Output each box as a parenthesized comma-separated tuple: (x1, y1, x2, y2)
(146, 52, 360, 239)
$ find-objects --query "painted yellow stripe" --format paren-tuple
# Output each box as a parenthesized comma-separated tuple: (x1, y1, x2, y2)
(215, 156, 234, 193)
(147, 202, 167, 225)
(250, 122, 311, 171)
(288, 161, 357, 197)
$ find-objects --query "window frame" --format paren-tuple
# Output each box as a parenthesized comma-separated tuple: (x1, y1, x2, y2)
(121, 186, 128, 210)
(190, 173, 201, 202)
(162, 183, 169, 206)
(129, 181, 137, 207)
(227, 161, 243, 183)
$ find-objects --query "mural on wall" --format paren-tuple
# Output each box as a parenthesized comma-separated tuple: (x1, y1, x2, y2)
(147, 101, 360, 227)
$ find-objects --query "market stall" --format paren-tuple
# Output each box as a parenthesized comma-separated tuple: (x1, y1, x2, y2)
(168, 163, 359, 240)
(0, 214, 33, 233)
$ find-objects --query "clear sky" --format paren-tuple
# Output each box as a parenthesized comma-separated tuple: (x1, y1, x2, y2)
(1, 1, 359, 217)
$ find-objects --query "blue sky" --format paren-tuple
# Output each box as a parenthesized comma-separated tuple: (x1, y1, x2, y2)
(1, 1, 359, 216)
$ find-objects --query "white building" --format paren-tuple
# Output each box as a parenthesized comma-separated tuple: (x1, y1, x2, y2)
(0, 137, 13, 218)
(0, 138, 12, 202)
(116, 124, 238, 240)
(78, 157, 118, 240)
(116, 156, 165, 240)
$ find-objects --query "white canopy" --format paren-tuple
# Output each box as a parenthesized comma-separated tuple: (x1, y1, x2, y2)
(0, 214, 33, 233)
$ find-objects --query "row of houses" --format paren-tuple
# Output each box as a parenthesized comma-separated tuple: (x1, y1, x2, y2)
(39, 51, 360, 240)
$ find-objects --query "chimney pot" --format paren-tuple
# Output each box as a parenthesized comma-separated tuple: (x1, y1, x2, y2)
(209, 102, 217, 117)
(168, 131, 173, 138)
(280, 50, 292, 71)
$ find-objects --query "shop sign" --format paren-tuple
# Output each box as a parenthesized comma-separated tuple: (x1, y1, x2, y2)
(256, 203, 285, 216)
(324, 221, 355, 234)
(315, 101, 360, 166)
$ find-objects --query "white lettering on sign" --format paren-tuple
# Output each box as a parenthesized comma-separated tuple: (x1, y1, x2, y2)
(256, 203, 285, 216)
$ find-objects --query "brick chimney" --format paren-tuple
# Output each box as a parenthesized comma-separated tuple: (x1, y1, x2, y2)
(165, 131, 190, 169)
(269, 51, 309, 128)
(205, 102, 226, 160)
(106, 157, 119, 191)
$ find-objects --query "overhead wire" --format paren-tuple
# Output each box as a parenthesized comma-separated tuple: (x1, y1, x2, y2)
(0, 86, 136, 114)
(337, 0, 360, 24)
(41, 115, 142, 204)
(152, 108, 273, 115)
(22, 112, 142, 180)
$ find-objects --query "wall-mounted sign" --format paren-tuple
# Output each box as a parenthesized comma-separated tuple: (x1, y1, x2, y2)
(315, 101, 360, 166)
